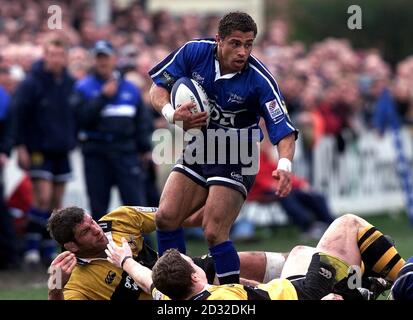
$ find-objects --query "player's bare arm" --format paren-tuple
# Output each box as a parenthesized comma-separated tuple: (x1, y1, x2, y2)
(149, 83, 171, 114)
(273, 132, 296, 197)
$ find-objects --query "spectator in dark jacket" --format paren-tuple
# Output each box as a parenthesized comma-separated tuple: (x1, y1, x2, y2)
(72, 40, 152, 220)
(13, 33, 76, 266)
(0, 82, 19, 269)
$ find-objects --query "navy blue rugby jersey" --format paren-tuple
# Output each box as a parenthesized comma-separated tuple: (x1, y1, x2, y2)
(149, 38, 298, 145)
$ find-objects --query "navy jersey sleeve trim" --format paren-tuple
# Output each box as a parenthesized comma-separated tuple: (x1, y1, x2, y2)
(267, 120, 298, 145)
(249, 55, 284, 109)
(148, 47, 180, 78)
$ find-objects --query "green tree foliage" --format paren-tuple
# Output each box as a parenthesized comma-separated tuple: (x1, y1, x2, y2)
(287, 0, 413, 65)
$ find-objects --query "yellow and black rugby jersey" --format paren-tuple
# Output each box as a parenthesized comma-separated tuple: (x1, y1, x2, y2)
(64, 206, 158, 300)
(152, 279, 298, 300)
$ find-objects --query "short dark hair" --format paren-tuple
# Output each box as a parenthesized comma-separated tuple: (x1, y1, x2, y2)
(218, 11, 257, 39)
(47, 206, 86, 245)
(152, 249, 195, 300)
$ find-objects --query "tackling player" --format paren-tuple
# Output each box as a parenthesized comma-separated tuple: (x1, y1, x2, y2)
(46, 205, 286, 300)
(107, 213, 405, 300)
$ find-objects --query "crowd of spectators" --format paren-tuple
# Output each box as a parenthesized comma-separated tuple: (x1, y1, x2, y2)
(1, 0, 412, 146)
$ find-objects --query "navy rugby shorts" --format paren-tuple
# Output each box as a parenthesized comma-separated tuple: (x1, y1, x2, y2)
(172, 138, 257, 198)
(29, 151, 72, 182)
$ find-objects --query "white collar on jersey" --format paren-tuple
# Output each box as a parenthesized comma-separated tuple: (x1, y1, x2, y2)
(214, 59, 241, 81)
(76, 256, 107, 265)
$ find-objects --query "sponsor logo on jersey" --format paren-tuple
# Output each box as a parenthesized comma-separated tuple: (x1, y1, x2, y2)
(265, 99, 284, 123)
(231, 171, 244, 182)
(132, 206, 157, 213)
(319, 267, 333, 279)
(98, 221, 112, 232)
(192, 72, 205, 85)
(124, 275, 140, 290)
(227, 93, 245, 104)
(209, 102, 237, 127)
(105, 270, 117, 284)
(161, 71, 176, 89)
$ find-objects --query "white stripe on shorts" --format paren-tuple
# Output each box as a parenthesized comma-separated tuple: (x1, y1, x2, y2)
(206, 176, 247, 196)
(174, 164, 207, 183)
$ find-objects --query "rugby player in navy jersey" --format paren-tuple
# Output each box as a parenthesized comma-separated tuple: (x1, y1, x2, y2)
(148, 11, 297, 284)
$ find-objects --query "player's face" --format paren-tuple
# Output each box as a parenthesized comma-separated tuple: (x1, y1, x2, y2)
(216, 30, 255, 74)
(44, 44, 68, 75)
(73, 214, 108, 254)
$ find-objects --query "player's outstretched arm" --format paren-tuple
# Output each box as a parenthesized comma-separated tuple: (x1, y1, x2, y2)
(272, 133, 296, 197)
(106, 237, 153, 294)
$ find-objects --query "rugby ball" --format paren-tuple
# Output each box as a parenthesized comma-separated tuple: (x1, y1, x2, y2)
(171, 77, 210, 128)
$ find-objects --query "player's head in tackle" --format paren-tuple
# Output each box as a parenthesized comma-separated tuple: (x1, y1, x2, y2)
(47, 206, 108, 258)
(151, 249, 209, 300)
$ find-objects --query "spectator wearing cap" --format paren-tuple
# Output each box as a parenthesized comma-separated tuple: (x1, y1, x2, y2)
(71, 40, 153, 220)
(13, 33, 76, 267)
(391, 257, 413, 300)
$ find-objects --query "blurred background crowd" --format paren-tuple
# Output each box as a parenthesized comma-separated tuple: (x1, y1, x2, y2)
(1, 0, 412, 148)
(0, 0, 412, 271)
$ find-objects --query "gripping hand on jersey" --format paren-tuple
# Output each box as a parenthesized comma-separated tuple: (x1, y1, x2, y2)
(173, 101, 209, 130)
(105, 237, 132, 268)
(49, 251, 77, 288)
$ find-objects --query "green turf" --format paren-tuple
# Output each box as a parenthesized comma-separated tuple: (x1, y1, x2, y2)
(1, 212, 412, 300)
(0, 287, 48, 300)
(188, 212, 412, 258)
